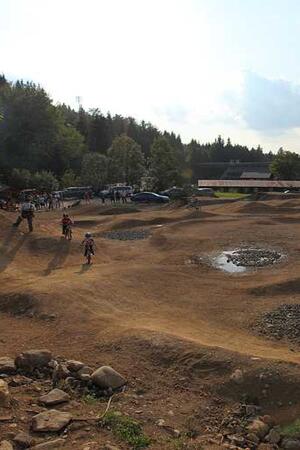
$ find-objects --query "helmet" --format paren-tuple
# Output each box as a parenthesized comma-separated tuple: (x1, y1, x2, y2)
(85, 232, 92, 238)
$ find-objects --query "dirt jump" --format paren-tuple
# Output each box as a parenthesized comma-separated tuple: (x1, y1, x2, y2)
(1, 196, 300, 449)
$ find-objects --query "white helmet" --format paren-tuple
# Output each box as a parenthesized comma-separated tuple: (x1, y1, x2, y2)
(85, 232, 92, 238)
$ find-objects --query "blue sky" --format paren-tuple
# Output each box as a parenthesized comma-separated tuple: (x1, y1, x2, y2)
(1, 0, 300, 151)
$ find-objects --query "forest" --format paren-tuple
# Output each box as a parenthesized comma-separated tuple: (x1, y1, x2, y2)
(0, 75, 279, 192)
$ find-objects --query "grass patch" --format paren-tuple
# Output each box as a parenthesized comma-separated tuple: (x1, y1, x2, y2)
(215, 191, 250, 199)
(82, 393, 100, 405)
(102, 411, 150, 449)
(280, 418, 300, 437)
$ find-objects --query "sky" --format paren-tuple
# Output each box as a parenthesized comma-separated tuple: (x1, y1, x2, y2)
(1, 0, 300, 152)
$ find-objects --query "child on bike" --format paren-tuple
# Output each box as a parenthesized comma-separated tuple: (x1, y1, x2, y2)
(61, 213, 73, 239)
(81, 232, 95, 260)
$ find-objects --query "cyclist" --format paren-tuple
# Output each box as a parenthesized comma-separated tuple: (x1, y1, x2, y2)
(81, 232, 95, 263)
(61, 214, 73, 240)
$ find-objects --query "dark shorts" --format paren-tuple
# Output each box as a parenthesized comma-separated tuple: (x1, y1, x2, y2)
(84, 246, 94, 257)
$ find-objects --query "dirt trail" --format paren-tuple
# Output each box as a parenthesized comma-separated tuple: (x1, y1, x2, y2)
(1, 201, 300, 368)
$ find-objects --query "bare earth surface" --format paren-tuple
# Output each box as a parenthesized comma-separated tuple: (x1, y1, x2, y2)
(1, 196, 300, 449)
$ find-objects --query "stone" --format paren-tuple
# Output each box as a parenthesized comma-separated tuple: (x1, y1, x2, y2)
(0, 358, 16, 374)
(246, 433, 260, 444)
(0, 380, 10, 407)
(265, 428, 281, 444)
(104, 445, 121, 450)
(66, 360, 85, 372)
(38, 389, 70, 406)
(247, 419, 269, 439)
(13, 431, 35, 448)
(31, 409, 72, 432)
(257, 445, 274, 450)
(52, 363, 70, 381)
(91, 366, 126, 390)
(31, 439, 66, 449)
(15, 350, 52, 370)
(282, 438, 300, 450)
(76, 366, 93, 379)
(157, 419, 166, 427)
(0, 442, 13, 450)
(230, 369, 244, 384)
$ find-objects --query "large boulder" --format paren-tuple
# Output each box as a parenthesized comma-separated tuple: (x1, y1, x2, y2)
(0, 380, 10, 408)
(0, 357, 16, 374)
(15, 350, 52, 371)
(91, 366, 126, 390)
(38, 389, 70, 406)
(31, 410, 72, 432)
(30, 439, 65, 449)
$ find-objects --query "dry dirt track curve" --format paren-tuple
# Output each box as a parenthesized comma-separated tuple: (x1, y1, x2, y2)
(1, 198, 300, 366)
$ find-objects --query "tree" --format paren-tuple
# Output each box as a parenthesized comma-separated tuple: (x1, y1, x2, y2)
(149, 136, 181, 191)
(61, 169, 80, 188)
(31, 171, 59, 192)
(81, 153, 108, 191)
(271, 148, 300, 179)
(108, 135, 145, 186)
(9, 168, 31, 189)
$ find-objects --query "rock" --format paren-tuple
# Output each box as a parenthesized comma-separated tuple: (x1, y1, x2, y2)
(0, 413, 13, 422)
(91, 366, 126, 390)
(38, 389, 70, 406)
(13, 431, 35, 448)
(0, 442, 13, 450)
(257, 445, 274, 450)
(230, 369, 244, 384)
(246, 433, 260, 444)
(0, 380, 10, 407)
(247, 419, 269, 439)
(265, 428, 281, 444)
(157, 419, 166, 427)
(282, 438, 300, 450)
(77, 366, 93, 381)
(260, 415, 274, 426)
(15, 350, 52, 370)
(66, 360, 85, 372)
(0, 358, 16, 374)
(9, 375, 32, 387)
(52, 363, 71, 381)
(31, 439, 66, 449)
(103, 445, 121, 450)
(31, 409, 72, 432)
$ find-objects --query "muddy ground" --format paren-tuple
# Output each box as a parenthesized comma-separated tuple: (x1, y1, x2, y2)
(1, 195, 300, 449)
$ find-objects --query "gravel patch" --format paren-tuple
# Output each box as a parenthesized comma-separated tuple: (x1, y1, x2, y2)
(255, 304, 300, 343)
(103, 229, 150, 241)
(226, 248, 282, 267)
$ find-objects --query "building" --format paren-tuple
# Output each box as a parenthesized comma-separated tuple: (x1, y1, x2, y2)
(197, 179, 300, 193)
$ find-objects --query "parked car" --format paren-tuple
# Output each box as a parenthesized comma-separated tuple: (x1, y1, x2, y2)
(161, 187, 185, 199)
(131, 192, 170, 203)
(62, 186, 93, 199)
(194, 188, 215, 197)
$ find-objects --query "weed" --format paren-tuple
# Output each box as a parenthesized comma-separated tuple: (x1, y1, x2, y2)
(102, 411, 150, 449)
(82, 393, 99, 405)
(280, 418, 300, 437)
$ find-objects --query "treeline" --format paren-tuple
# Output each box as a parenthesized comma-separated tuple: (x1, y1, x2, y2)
(0, 75, 274, 192)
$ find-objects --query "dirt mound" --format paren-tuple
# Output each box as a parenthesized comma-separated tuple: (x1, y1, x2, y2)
(103, 229, 150, 240)
(99, 206, 140, 215)
(237, 202, 276, 214)
(73, 219, 100, 228)
(111, 217, 173, 230)
(254, 304, 300, 343)
(250, 278, 300, 296)
(0, 293, 39, 316)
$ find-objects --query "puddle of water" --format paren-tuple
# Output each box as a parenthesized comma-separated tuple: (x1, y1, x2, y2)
(213, 251, 247, 273)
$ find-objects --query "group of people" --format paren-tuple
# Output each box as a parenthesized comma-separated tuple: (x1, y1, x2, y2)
(31, 192, 63, 210)
(13, 195, 95, 264)
(99, 190, 129, 205)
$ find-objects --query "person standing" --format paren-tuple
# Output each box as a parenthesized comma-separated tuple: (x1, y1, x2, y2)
(13, 196, 36, 232)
